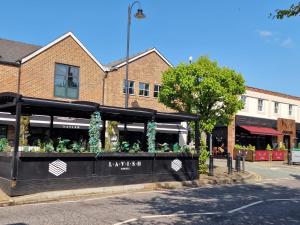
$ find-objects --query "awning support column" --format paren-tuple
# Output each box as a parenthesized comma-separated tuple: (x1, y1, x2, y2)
(12, 101, 22, 181)
(49, 115, 54, 139)
(101, 120, 106, 149)
(142, 122, 147, 152)
(195, 120, 200, 152)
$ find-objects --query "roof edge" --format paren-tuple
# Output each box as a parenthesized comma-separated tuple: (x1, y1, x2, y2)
(20, 32, 109, 72)
(109, 48, 173, 70)
(246, 86, 300, 102)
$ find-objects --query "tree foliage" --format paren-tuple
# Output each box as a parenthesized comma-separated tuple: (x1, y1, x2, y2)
(147, 121, 157, 153)
(274, 2, 300, 19)
(89, 111, 102, 153)
(159, 56, 245, 134)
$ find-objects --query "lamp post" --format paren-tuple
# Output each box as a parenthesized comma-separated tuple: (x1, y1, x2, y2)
(124, 1, 146, 108)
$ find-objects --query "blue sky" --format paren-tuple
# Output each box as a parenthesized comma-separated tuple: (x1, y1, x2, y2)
(1, 0, 299, 96)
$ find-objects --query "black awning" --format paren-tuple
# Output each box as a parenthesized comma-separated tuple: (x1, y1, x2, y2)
(0, 92, 199, 123)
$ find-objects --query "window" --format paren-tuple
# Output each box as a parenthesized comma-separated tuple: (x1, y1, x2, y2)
(241, 95, 247, 109)
(154, 84, 161, 98)
(258, 99, 264, 112)
(0, 126, 7, 139)
(139, 82, 150, 96)
(123, 80, 135, 95)
(274, 102, 279, 114)
(54, 63, 79, 99)
(289, 104, 293, 116)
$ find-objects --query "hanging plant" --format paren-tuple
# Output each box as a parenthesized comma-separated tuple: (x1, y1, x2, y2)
(89, 111, 102, 153)
(147, 121, 157, 153)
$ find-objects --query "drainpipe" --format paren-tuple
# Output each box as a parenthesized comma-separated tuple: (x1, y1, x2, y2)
(17, 61, 22, 94)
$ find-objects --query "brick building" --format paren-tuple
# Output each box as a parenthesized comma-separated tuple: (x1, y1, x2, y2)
(0, 32, 187, 147)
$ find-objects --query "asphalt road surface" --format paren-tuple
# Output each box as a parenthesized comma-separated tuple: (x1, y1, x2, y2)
(0, 161, 300, 225)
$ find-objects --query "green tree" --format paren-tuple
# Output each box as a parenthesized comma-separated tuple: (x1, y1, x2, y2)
(159, 56, 245, 135)
(274, 2, 300, 19)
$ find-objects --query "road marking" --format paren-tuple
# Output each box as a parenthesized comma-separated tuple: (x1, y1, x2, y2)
(228, 201, 263, 214)
(113, 198, 300, 224)
(113, 212, 222, 225)
(114, 218, 138, 225)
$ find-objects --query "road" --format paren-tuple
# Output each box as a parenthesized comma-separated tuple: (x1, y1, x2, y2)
(0, 161, 300, 225)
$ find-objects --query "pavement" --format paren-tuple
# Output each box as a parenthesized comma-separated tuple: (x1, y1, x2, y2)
(0, 160, 299, 224)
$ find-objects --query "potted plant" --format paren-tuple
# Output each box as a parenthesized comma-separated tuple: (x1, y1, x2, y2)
(266, 144, 273, 161)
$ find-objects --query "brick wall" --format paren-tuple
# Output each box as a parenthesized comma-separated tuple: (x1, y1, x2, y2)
(0, 64, 18, 93)
(20, 36, 105, 103)
(104, 52, 173, 112)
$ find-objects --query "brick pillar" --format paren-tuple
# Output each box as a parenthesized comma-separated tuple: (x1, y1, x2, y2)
(227, 117, 236, 156)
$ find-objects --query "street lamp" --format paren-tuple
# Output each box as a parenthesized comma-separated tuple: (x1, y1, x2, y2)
(124, 1, 146, 108)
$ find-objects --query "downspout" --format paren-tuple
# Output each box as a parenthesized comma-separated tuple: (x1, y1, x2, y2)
(17, 61, 22, 94)
(102, 71, 108, 105)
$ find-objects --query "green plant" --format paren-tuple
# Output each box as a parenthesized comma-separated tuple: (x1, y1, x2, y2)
(23, 146, 30, 152)
(266, 144, 272, 151)
(131, 141, 141, 153)
(71, 141, 82, 153)
(147, 121, 156, 153)
(173, 143, 181, 153)
(89, 111, 102, 153)
(45, 141, 55, 153)
(234, 144, 243, 150)
(0, 138, 9, 152)
(279, 142, 287, 150)
(247, 144, 255, 151)
(159, 56, 245, 134)
(200, 140, 208, 151)
(117, 141, 130, 152)
(160, 143, 170, 152)
(181, 145, 190, 153)
(57, 138, 70, 153)
(297, 143, 300, 149)
(199, 149, 210, 174)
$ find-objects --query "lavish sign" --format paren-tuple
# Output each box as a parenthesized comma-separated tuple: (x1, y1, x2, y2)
(108, 161, 142, 171)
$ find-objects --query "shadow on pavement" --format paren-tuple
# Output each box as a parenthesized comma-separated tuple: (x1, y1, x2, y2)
(112, 182, 300, 225)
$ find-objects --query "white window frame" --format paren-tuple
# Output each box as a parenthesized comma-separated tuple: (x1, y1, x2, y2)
(289, 104, 293, 116)
(274, 102, 279, 114)
(139, 82, 150, 97)
(258, 99, 264, 112)
(123, 80, 135, 95)
(241, 95, 247, 110)
(154, 84, 161, 98)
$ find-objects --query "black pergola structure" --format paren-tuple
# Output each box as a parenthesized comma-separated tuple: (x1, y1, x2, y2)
(0, 92, 200, 196)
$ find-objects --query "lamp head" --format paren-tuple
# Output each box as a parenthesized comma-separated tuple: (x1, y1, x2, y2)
(134, 9, 146, 19)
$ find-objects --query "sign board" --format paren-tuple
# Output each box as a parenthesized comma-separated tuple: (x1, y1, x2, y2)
(292, 151, 300, 163)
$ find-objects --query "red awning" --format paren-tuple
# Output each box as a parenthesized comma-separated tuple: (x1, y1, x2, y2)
(240, 126, 282, 136)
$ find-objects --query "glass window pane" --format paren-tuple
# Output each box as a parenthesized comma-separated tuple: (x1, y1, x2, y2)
(0, 126, 7, 139)
(55, 75, 66, 87)
(55, 64, 68, 76)
(67, 88, 78, 99)
(55, 86, 66, 97)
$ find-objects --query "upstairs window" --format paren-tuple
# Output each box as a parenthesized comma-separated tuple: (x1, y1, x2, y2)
(274, 102, 279, 114)
(139, 82, 150, 97)
(54, 63, 79, 99)
(241, 95, 247, 109)
(154, 84, 161, 98)
(289, 104, 293, 115)
(0, 125, 7, 139)
(258, 99, 264, 112)
(123, 80, 135, 95)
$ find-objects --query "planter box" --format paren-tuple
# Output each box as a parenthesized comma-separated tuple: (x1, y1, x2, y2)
(271, 150, 286, 161)
(0, 152, 199, 196)
(233, 149, 286, 162)
(255, 150, 270, 161)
